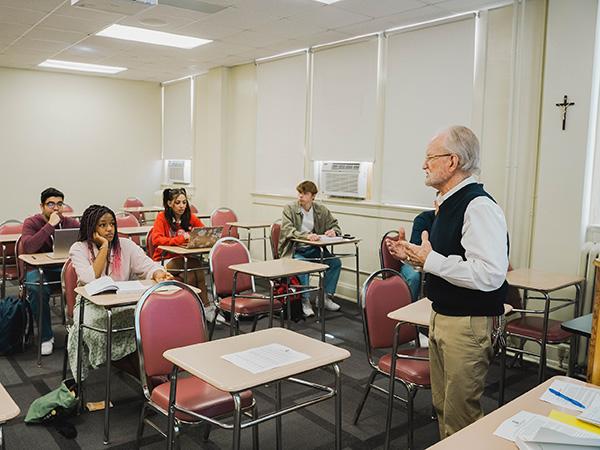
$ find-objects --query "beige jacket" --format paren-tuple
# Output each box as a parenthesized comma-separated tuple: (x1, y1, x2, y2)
(278, 201, 341, 258)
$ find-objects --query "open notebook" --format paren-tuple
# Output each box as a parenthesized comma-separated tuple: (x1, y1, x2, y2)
(84, 276, 146, 296)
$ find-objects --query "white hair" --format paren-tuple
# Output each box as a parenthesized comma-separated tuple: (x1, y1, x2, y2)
(441, 125, 481, 175)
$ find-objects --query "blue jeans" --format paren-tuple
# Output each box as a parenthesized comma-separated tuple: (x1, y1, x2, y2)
(400, 264, 421, 301)
(25, 267, 61, 342)
(293, 246, 341, 299)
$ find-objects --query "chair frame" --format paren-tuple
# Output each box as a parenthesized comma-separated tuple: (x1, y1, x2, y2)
(60, 259, 77, 380)
(0, 220, 22, 298)
(208, 237, 285, 338)
(134, 280, 258, 449)
(210, 207, 239, 238)
(269, 220, 281, 260)
(353, 268, 430, 450)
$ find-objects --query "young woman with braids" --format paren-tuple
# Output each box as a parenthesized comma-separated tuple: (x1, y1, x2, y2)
(151, 188, 219, 321)
(67, 205, 172, 380)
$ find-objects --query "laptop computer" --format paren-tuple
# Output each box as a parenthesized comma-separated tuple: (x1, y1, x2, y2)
(48, 228, 79, 259)
(186, 226, 223, 249)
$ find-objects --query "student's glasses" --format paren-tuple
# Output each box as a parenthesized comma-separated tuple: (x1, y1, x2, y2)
(45, 201, 64, 208)
(424, 153, 453, 163)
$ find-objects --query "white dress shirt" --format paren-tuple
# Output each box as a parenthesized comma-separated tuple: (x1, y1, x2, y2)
(423, 176, 508, 292)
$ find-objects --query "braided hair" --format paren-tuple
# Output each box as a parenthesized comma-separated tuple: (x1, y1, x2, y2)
(162, 188, 192, 233)
(78, 205, 122, 277)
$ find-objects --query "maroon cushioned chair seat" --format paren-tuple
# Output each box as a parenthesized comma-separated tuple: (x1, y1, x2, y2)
(0, 267, 18, 279)
(378, 348, 430, 386)
(507, 317, 572, 343)
(218, 294, 283, 315)
(151, 376, 253, 422)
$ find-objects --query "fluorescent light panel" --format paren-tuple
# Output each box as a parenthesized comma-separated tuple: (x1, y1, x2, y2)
(97, 24, 212, 49)
(38, 59, 127, 74)
(314, 0, 343, 4)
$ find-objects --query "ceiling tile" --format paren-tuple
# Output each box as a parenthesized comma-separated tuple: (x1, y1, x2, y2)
(229, 0, 324, 18)
(332, 0, 426, 18)
(221, 29, 294, 48)
(195, 5, 280, 29)
(0, 6, 46, 26)
(11, 38, 70, 53)
(26, 26, 87, 44)
(289, 5, 372, 29)
(0, 0, 64, 13)
(433, 0, 502, 13)
(252, 17, 327, 40)
(53, 2, 125, 22)
(41, 14, 114, 34)
(0, 23, 30, 41)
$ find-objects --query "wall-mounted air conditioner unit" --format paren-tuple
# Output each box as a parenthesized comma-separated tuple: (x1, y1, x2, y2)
(319, 162, 368, 199)
(166, 160, 191, 184)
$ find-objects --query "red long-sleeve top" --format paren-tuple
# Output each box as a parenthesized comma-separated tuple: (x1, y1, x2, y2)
(150, 211, 204, 261)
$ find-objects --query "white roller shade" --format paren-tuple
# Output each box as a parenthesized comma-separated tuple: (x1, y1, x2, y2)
(163, 78, 193, 160)
(310, 38, 379, 162)
(255, 54, 308, 195)
(381, 17, 475, 207)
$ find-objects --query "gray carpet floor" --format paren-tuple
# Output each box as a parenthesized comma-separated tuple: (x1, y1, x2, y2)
(0, 284, 562, 449)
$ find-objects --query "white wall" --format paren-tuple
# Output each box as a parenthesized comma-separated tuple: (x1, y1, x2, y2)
(0, 67, 162, 222)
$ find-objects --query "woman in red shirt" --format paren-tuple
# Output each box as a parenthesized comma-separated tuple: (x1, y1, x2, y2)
(151, 188, 216, 320)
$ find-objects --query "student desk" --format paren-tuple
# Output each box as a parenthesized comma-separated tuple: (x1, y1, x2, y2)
(428, 375, 593, 450)
(229, 259, 329, 340)
(18, 252, 67, 366)
(0, 233, 20, 298)
(74, 281, 200, 445)
(226, 221, 271, 260)
(561, 314, 593, 379)
(506, 268, 585, 382)
(157, 245, 211, 284)
(63, 211, 83, 219)
(163, 327, 350, 450)
(117, 225, 152, 239)
(385, 299, 514, 449)
(0, 383, 20, 450)
(120, 206, 162, 224)
(291, 237, 361, 304)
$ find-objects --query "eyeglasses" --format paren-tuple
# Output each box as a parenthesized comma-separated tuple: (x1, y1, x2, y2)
(424, 153, 453, 163)
(44, 201, 64, 208)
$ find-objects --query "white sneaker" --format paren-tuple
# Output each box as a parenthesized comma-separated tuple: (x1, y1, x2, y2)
(204, 304, 217, 322)
(41, 338, 54, 356)
(323, 297, 341, 312)
(302, 299, 315, 317)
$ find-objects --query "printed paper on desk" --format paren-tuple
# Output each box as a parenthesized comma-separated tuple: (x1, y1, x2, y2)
(317, 235, 345, 244)
(540, 379, 600, 411)
(222, 344, 309, 374)
(578, 396, 600, 427)
(113, 280, 146, 293)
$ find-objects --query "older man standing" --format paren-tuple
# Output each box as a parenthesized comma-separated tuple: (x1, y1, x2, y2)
(388, 126, 508, 438)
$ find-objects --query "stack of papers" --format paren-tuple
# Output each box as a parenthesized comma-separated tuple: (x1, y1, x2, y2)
(540, 380, 600, 412)
(579, 398, 600, 427)
(317, 235, 345, 244)
(495, 411, 600, 449)
(222, 343, 309, 374)
(85, 276, 146, 295)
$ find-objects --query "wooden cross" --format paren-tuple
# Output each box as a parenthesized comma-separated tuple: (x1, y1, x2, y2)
(555, 95, 575, 130)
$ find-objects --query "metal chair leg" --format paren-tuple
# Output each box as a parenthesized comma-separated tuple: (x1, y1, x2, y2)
(252, 404, 260, 450)
(135, 402, 146, 449)
(407, 387, 417, 449)
(353, 370, 377, 425)
(203, 423, 211, 441)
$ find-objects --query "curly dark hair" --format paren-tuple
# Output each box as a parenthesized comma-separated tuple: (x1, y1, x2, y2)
(78, 205, 122, 275)
(162, 188, 192, 232)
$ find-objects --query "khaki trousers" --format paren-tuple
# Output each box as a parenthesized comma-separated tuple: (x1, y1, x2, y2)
(429, 312, 493, 439)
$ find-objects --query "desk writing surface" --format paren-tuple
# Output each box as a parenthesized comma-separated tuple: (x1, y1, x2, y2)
(18, 253, 68, 266)
(561, 314, 592, 338)
(63, 212, 82, 218)
(0, 234, 21, 243)
(118, 225, 152, 235)
(292, 237, 361, 247)
(75, 281, 201, 307)
(0, 383, 20, 423)
(229, 259, 328, 279)
(164, 328, 350, 393)
(121, 206, 163, 213)
(157, 245, 211, 255)
(429, 376, 593, 450)
(226, 222, 271, 229)
(506, 268, 584, 292)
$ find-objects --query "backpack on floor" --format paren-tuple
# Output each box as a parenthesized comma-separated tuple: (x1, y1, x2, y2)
(0, 296, 33, 355)
(273, 276, 304, 323)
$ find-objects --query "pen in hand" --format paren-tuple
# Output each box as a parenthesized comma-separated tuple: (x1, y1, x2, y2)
(548, 388, 586, 409)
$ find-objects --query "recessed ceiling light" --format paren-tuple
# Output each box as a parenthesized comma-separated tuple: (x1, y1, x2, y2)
(313, 0, 343, 4)
(38, 59, 127, 74)
(96, 24, 212, 49)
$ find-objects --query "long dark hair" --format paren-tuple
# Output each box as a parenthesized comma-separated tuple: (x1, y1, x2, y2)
(78, 205, 122, 276)
(162, 188, 192, 232)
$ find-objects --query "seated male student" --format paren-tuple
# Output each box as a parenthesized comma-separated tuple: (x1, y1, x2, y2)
(279, 180, 342, 317)
(401, 208, 436, 301)
(21, 187, 79, 355)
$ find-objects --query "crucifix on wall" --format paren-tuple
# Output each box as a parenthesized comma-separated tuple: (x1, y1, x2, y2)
(555, 94, 575, 131)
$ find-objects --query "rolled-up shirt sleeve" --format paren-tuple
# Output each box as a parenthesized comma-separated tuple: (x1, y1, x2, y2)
(424, 197, 508, 291)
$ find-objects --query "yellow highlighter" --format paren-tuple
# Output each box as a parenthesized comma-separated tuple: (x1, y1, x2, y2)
(549, 409, 600, 435)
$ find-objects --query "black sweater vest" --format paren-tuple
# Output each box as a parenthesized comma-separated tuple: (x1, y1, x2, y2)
(426, 183, 507, 317)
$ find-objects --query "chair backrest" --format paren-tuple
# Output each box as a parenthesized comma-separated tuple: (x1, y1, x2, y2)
(62, 203, 74, 213)
(0, 222, 23, 262)
(135, 281, 207, 396)
(380, 230, 403, 273)
(145, 229, 155, 259)
(123, 197, 145, 223)
(60, 259, 77, 322)
(270, 221, 281, 259)
(117, 214, 141, 245)
(209, 237, 254, 298)
(15, 236, 26, 286)
(210, 207, 239, 238)
(360, 269, 416, 355)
